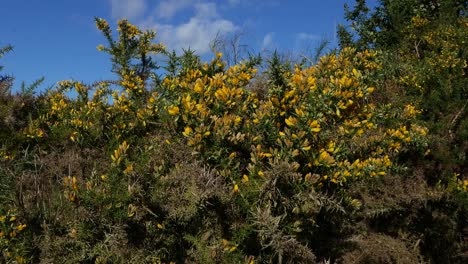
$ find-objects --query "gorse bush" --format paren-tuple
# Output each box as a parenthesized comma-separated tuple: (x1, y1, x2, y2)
(339, 0, 468, 183)
(338, 1, 468, 262)
(0, 6, 467, 263)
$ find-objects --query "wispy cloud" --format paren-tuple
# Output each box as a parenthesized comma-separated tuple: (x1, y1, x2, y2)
(107, 1, 321, 56)
(296, 33, 320, 41)
(110, 0, 146, 20)
(229, 0, 279, 8)
(262, 32, 275, 50)
(155, 0, 194, 20)
(141, 2, 238, 55)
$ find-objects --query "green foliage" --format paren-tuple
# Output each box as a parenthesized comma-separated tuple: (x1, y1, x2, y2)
(339, 0, 467, 50)
(0, 10, 466, 264)
(266, 50, 290, 89)
(340, 0, 467, 184)
(20, 77, 44, 96)
(95, 17, 165, 92)
(177, 48, 202, 76)
(336, 2, 468, 262)
(0, 45, 14, 95)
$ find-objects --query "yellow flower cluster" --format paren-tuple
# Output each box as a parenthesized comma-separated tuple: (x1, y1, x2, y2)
(157, 47, 427, 188)
(23, 120, 45, 139)
(449, 173, 468, 192)
(410, 15, 430, 28)
(50, 92, 68, 114)
(385, 124, 428, 153)
(63, 176, 79, 202)
(0, 210, 28, 263)
(95, 18, 109, 31)
(221, 238, 238, 252)
(403, 103, 421, 118)
(0, 149, 13, 161)
(111, 141, 129, 166)
(29, 68, 161, 147)
(161, 59, 258, 153)
(121, 71, 144, 95)
(117, 19, 141, 37)
(401, 16, 467, 95)
(33, 38, 428, 193)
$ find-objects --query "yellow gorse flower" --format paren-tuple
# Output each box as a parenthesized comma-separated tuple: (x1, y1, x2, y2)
(111, 141, 129, 165)
(309, 120, 321, 133)
(285, 116, 297, 127)
(242, 175, 249, 183)
(168, 105, 180, 115)
(123, 164, 134, 174)
(318, 150, 335, 165)
(32, 20, 428, 199)
(182, 126, 193, 137)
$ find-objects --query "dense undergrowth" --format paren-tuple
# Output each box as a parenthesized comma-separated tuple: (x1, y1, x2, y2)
(1, 1, 467, 263)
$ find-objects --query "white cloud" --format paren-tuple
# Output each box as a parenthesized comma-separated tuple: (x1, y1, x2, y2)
(108, 0, 240, 55)
(297, 33, 320, 41)
(193, 2, 219, 19)
(110, 0, 146, 20)
(142, 2, 238, 55)
(226, 0, 279, 8)
(155, 0, 194, 19)
(262, 32, 275, 50)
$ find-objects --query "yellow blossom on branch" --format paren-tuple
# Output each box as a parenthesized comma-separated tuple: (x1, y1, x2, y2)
(285, 116, 298, 127)
(168, 105, 180, 115)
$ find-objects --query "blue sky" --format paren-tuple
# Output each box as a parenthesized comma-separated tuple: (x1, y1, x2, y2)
(1, 0, 377, 91)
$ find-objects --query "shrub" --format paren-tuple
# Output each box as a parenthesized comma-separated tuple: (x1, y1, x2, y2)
(0, 15, 465, 263)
